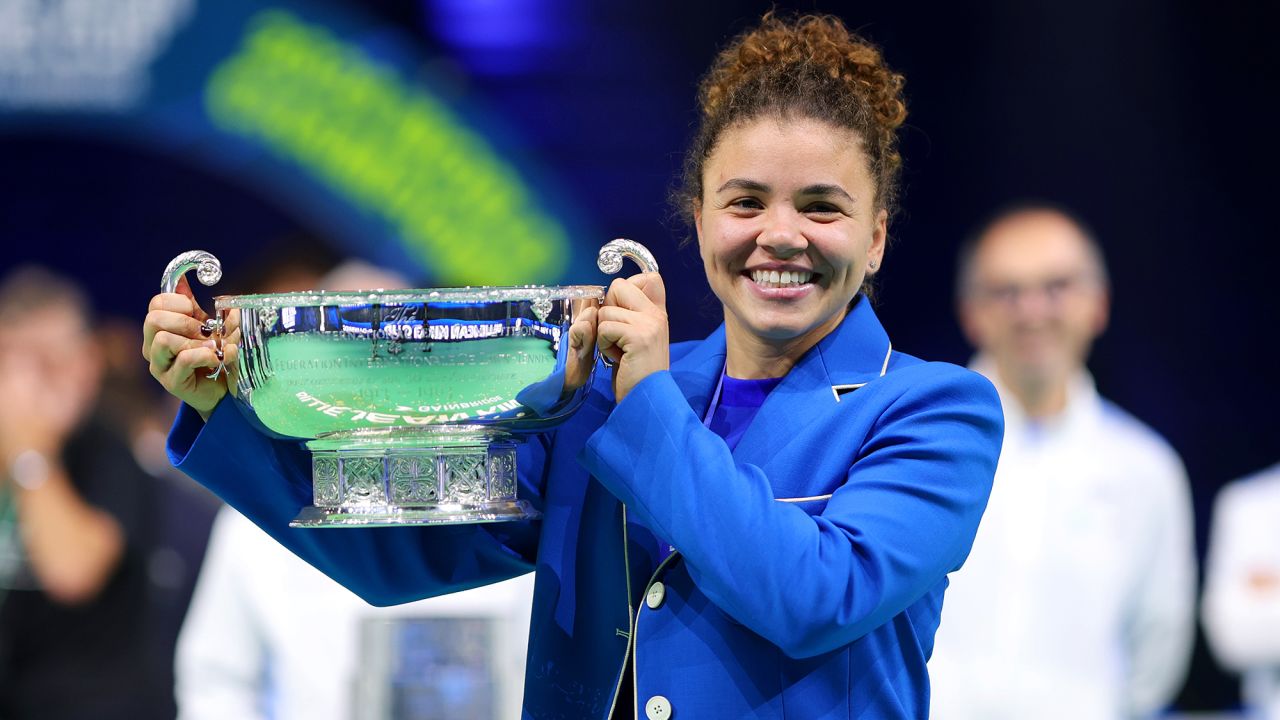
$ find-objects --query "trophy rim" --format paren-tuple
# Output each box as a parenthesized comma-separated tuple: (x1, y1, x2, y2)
(214, 284, 605, 309)
(307, 426, 514, 450)
(289, 500, 541, 527)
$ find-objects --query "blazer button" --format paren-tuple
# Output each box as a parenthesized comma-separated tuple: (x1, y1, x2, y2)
(645, 695, 672, 719)
(645, 582, 666, 610)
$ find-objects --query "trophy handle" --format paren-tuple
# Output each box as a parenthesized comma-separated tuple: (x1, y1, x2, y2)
(597, 239, 659, 275)
(160, 250, 227, 380)
(161, 250, 223, 294)
(596, 240, 659, 369)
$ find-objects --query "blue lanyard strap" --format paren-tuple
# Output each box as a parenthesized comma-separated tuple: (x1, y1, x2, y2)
(702, 368, 726, 428)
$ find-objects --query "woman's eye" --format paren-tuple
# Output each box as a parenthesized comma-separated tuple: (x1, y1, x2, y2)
(804, 203, 841, 215)
(729, 197, 764, 211)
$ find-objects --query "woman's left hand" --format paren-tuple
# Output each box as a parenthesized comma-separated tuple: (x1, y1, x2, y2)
(597, 273, 669, 404)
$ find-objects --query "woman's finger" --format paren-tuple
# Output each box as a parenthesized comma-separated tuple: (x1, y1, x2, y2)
(595, 313, 625, 361)
(145, 292, 198, 359)
(148, 291, 195, 314)
(170, 346, 223, 376)
(605, 278, 659, 313)
(147, 331, 176, 374)
(174, 275, 210, 323)
(595, 306, 641, 344)
(627, 272, 667, 308)
(143, 309, 207, 360)
(155, 346, 221, 400)
(596, 316, 652, 355)
(595, 324, 624, 365)
(597, 305, 663, 357)
(149, 331, 212, 375)
(596, 304, 645, 325)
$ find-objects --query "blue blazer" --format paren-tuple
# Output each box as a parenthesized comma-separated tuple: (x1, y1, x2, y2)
(168, 297, 1003, 719)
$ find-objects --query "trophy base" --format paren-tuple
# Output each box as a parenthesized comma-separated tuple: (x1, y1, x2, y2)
(289, 499, 540, 528)
(292, 427, 540, 528)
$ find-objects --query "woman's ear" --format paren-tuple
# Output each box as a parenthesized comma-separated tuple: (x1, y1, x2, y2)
(867, 208, 888, 273)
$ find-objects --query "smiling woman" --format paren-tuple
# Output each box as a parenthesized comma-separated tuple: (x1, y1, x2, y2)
(143, 11, 1004, 720)
(695, 117, 887, 377)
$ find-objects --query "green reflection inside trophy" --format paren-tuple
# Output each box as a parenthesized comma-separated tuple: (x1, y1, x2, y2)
(252, 335, 555, 438)
(214, 294, 597, 528)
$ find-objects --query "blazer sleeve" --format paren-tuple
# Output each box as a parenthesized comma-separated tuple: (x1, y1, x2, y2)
(580, 363, 1003, 659)
(166, 398, 542, 606)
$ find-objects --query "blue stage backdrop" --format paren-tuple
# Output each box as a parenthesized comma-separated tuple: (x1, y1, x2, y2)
(0, 0, 601, 307)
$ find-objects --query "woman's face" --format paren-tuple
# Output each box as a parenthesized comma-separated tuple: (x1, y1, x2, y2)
(695, 116, 887, 355)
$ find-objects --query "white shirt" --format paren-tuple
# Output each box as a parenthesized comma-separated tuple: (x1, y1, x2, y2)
(176, 506, 535, 720)
(927, 361, 1196, 720)
(1202, 462, 1280, 720)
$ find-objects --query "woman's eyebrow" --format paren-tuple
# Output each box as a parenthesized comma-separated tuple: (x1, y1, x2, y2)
(715, 178, 770, 194)
(798, 184, 854, 202)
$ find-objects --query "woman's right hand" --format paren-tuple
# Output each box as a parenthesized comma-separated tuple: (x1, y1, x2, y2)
(142, 275, 228, 421)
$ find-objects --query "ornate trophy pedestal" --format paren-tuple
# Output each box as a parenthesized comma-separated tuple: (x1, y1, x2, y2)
(292, 427, 535, 528)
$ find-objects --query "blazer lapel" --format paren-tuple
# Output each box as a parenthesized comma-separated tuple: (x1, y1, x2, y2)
(731, 296, 894, 470)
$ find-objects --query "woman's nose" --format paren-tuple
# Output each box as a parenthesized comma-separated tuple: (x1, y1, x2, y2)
(757, 210, 807, 258)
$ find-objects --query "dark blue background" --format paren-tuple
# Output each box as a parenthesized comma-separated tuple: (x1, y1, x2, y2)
(2, 0, 1275, 711)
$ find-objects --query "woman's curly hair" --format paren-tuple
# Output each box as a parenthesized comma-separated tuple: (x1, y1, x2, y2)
(676, 12, 908, 227)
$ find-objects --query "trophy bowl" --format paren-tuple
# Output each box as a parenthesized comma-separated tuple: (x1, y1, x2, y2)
(162, 240, 656, 528)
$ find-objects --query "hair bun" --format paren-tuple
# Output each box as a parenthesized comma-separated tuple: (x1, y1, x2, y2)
(701, 13, 906, 134)
(676, 10, 910, 274)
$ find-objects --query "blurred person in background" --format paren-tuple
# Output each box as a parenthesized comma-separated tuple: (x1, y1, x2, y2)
(0, 266, 179, 719)
(95, 317, 221, 716)
(179, 501, 534, 720)
(176, 258, 534, 720)
(1203, 461, 1280, 720)
(927, 204, 1196, 719)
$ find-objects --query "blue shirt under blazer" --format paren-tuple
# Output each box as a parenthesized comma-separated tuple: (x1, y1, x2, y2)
(168, 296, 1004, 719)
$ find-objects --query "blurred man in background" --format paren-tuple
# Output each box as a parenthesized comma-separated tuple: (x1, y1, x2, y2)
(927, 205, 1196, 719)
(0, 266, 182, 719)
(1203, 461, 1280, 720)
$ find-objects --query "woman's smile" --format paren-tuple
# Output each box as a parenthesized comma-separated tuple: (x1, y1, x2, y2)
(745, 266, 818, 292)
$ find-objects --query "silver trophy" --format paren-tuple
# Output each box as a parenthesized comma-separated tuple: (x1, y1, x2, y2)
(161, 240, 657, 528)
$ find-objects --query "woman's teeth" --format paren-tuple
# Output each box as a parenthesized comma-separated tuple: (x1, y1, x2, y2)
(750, 269, 812, 288)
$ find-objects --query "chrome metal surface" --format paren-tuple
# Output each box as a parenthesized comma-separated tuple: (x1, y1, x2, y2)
(160, 240, 656, 527)
(161, 250, 222, 294)
(161, 250, 226, 379)
(597, 238, 659, 275)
